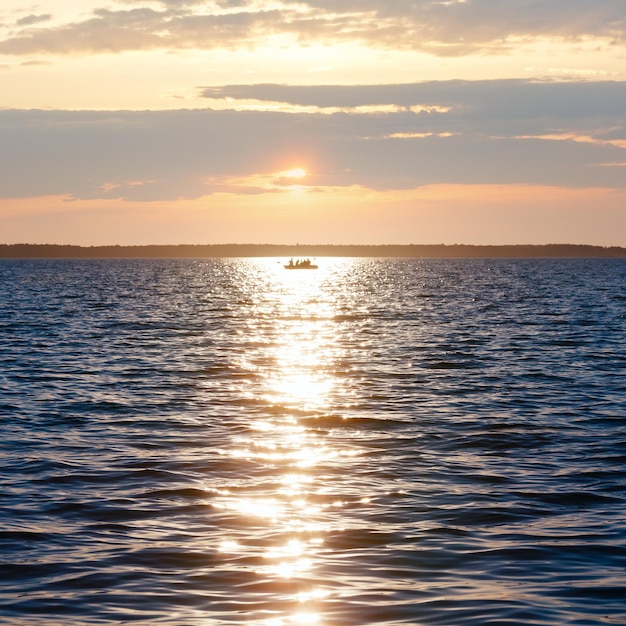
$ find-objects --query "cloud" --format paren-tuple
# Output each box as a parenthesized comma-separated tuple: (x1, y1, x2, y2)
(1, 80, 624, 201)
(0, 1, 624, 57)
(199, 80, 626, 119)
(0, 9, 166, 55)
(200, 80, 626, 142)
(15, 14, 52, 27)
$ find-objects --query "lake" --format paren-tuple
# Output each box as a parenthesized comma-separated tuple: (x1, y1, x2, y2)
(1, 257, 625, 625)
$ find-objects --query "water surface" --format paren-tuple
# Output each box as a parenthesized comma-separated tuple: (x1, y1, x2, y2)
(1, 258, 625, 625)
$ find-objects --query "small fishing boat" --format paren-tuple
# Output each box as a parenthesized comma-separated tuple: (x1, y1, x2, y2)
(284, 258, 318, 270)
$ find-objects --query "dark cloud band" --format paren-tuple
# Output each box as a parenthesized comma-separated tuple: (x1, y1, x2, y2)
(1, 80, 624, 200)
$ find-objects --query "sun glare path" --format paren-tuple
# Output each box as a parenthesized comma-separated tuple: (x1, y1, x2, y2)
(210, 259, 364, 626)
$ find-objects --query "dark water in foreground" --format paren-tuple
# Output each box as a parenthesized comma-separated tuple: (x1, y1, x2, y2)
(1, 258, 625, 625)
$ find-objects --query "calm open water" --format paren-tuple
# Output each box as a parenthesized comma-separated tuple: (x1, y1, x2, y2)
(1, 258, 625, 626)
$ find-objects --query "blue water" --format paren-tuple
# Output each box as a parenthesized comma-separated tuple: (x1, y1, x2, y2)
(1, 257, 625, 625)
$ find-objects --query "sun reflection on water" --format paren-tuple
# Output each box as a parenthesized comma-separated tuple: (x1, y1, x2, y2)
(210, 258, 359, 626)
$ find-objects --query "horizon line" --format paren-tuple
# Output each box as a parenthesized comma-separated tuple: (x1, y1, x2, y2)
(1, 243, 625, 259)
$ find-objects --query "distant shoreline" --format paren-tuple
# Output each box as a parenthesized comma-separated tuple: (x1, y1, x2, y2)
(1, 243, 625, 259)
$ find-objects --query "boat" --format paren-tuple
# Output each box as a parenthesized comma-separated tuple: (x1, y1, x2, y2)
(284, 258, 318, 270)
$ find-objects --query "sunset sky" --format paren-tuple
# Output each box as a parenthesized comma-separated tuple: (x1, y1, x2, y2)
(1, 0, 625, 246)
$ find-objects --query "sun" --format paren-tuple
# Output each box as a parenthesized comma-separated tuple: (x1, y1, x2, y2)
(283, 168, 307, 179)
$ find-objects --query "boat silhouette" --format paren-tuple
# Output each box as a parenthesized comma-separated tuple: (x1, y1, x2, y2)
(284, 258, 318, 269)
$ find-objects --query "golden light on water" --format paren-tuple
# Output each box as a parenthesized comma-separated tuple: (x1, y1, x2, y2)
(218, 539, 241, 552)
(267, 373, 334, 411)
(210, 259, 362, 626)
(278, 473, 314, 497)
(262, 612, 321, 626)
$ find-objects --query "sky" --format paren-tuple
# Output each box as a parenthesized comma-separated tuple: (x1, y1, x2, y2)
(1, 0, 625, 246)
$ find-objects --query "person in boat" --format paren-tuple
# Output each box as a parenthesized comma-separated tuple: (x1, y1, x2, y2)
(288, 258, 294, 267)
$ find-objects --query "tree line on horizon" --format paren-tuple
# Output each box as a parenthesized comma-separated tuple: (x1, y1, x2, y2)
(1, 243, 625, 258)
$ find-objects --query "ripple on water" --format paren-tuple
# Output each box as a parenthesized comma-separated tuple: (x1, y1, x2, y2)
(0, 258, 625, 625)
